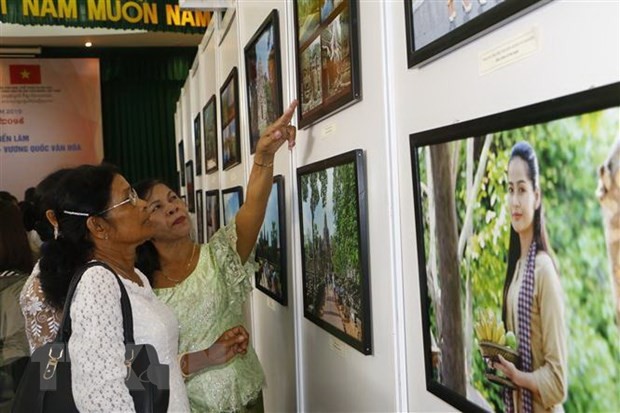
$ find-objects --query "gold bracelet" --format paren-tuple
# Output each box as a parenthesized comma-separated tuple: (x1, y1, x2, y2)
(254, 159, 273, 168)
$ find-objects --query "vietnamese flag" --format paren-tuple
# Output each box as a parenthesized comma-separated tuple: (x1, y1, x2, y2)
(9, 64, 42, 84)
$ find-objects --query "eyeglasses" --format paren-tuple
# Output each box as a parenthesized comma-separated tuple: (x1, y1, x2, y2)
(96, 187, 139, 216)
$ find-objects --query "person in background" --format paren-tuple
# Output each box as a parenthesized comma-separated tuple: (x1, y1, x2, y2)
(494, 141, 567, 412)
(0, 199, 33, 413)
(135, 100, 298, 413)
(0, 192, 17, 206)
(20, 168, 72, 354)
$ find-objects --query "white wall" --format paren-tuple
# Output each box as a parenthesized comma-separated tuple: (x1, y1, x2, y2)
(386, 0, 620, 411)
(175, 0, 620, 411)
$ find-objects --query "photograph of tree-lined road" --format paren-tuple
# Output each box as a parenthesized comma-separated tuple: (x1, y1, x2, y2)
(298, 150, 371, 354)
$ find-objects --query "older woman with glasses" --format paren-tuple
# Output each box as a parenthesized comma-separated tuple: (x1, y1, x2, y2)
(30, 164, 249, 412)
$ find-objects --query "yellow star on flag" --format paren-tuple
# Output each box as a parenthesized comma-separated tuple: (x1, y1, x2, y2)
(20, 69, 31, 79)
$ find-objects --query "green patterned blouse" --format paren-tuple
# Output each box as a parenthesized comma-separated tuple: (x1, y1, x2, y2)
(154, 219, 264, 412)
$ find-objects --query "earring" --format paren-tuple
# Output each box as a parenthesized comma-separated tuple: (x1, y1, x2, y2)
(53, 226, 59, 240)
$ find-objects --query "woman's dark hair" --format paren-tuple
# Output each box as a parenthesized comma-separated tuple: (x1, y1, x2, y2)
(0, 199, 34, 274)
(18, 200, 37, 231)
(39, 164, 118, 309)
(502, 141, 553, 324)
(134, 179, 166, 284)
(0, 191, 17, 205)
(32, 168, 73, 242)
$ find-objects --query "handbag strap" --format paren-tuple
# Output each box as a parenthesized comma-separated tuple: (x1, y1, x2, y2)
(55, 261, 135, 344)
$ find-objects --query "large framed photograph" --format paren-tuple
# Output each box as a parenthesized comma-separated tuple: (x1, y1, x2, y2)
(297, 149, 371, 354)
(293, 0, 361, 128)
(203, 95, 219, 174)
(255, 175, 287, 305)
(220, 67, 241, 170)
(178, 141, 185, 186)
(410, 83, 620, 412)
(194, 113, 203, 175)
(404, 0, 546, 68)
(222, 185, 244, 226)
(244, 9, 284, 154)
(185, 160, 195, 213)
(196, 189, 204, 243)
(205, 189, 221, 242)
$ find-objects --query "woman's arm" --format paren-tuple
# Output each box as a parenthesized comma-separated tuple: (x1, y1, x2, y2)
(235, 101, 298, 263)
(179, 325, 249, 376)
(68, 266, 136, 412)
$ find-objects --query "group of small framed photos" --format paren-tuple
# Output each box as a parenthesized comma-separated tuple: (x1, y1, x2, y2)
(175, 0, 569, 364)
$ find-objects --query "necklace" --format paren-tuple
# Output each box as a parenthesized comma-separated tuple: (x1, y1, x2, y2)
(160, 242, 197, 284)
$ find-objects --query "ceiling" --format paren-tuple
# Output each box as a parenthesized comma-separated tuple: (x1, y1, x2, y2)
(0, 22, 203, 48)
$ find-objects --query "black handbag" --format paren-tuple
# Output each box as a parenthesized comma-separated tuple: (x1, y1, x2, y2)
(11, 261, 170, 413)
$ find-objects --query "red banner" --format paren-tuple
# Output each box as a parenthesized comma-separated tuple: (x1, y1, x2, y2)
(9, 65, 42, 84)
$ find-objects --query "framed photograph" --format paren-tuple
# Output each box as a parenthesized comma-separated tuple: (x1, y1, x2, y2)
(404, 0, 546, 68)
(178, 141, 185, 186)
(297, 149, 371, 355)
(220, 67, 241, 170)
(203, 95, 219, 174)
(293, 0, 361, 128)
(194, 113, 203, 175)
(205, 189, 221, 242)
(255, 175, 287, 305)
(410, 83, 620, 412)
(196, 190, 204, 243)
(185, 160, 195, 213)
(222, 185, 244, 226)
(244, 9, 284, 154)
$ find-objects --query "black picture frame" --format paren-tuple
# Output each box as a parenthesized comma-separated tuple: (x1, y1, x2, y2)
(222, 185, 244, 226)
(220, 67, 241, 170)
(404, 0, 547, 68)
(196, 189, 204, 243)
(409, 83, 620, 412)
(205, 189, 221, 242)
(293, 0, 361, 128)
(185, 160, 195, 213)
(194, 113, 203, 175)
(297, 149, 371, 355)
(255, 175, 287, 305)
(178, 141, 185, 186)
(244, 9, 284, 154)
(203, 95, 219, 174)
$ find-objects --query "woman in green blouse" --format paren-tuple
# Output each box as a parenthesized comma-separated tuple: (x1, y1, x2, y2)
(494, 141, 567, 413)
(136, 101, 297, 412)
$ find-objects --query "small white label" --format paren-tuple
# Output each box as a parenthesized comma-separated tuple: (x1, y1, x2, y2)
(479, 28, 539, 75)
(321, 123, 336, 139)
(266, 298, 276, 311)
(330, 337, 346, 356)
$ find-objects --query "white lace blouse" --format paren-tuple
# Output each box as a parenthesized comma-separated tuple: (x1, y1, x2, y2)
(19, 262, 62, 354)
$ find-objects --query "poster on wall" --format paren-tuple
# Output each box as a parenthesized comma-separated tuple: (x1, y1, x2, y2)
(196, 189, 204, 243)
(297, 149, 372, 355)
(205, 189, 221, 241)
(185, 160, 195, 213)
(255, 175, 287, 305)
(293, 0, 361, 128)
(0, 58, 103, 198)
(203, 95, 218, 174)
(194, 113, 203, 175)
(220, 67, 241, 170)
(222, 186, 244, 226)
(244, 9, 283, 154)
(404, 0, 546, 68)
(410, 83, 620, 412)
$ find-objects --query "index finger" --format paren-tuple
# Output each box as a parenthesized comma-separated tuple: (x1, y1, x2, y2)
(275, 100, 298, 128)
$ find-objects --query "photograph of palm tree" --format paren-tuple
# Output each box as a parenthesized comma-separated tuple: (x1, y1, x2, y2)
(255, 175, 287, 305)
